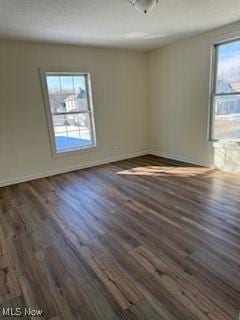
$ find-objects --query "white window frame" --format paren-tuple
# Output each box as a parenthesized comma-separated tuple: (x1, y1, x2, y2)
(209, 38, 240, 142)
(40, 68, 97, 157)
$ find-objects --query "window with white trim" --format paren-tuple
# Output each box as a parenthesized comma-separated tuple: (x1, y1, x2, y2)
(210, 39, 240, 141)
(41, 71, 96, 155)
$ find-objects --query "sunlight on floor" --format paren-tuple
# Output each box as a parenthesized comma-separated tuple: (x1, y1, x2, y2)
(117, 166, 212, 177)
(214, 143, 240, 174)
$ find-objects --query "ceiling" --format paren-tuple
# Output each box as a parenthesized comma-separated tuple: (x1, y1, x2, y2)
(0, 0, 240, 50)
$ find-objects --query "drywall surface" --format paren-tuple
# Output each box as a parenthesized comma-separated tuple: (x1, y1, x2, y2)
(0, 41, 149, 185)
(149, 21, 240, 172)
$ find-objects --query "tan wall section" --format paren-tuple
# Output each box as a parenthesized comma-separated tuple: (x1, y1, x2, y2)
(0, 41, 149, 185)
(149, 21, 240, 172)
(2, 20, 240, 185)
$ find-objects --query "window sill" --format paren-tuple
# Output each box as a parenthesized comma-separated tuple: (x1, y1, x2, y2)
(52, 145, 98, 158)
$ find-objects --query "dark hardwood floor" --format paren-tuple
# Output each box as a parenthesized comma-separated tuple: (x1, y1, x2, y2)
(0, 155, 240, 320)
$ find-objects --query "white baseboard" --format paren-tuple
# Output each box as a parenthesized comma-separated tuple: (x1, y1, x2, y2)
(0, 150, 215, 187)
(0, 150, 149, 187)
(149, 150, 213, 168)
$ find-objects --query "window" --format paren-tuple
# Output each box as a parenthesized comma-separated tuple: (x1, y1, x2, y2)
(210, 39, 240, 141)
(41, 70, 96, 156)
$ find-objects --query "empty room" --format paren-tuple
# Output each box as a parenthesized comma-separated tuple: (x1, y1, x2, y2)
(0, 1, 240, 319)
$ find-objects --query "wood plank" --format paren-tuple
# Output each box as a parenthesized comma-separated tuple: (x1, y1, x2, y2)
(36, 248, 97, 320)
(80, 281, 120, 320)
(0, 155, 239, 319)
(0, 224, 21, 304)
(128, 299, 165, 320)
(79, 245, 143, 310)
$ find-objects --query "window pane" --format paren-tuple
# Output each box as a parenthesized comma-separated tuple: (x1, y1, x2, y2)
(49, 94, 68, 113)
(55, 129, 93, 152)
(77, 113, 92, 141)
(64, 114, 80, 132)
(216, 40, 240, 93)
(53, 113, 93, 152)
(47, 74, 89, 113)
(52, 114, 66, 134)
(46, 76, 61, 94)
(67, 131, 92, 149)
(65, 90, 88, 112)
(73, 76, 86, 93)
(55, 131, 69, 152)
(213, 95, 240, 140)
(50, 92, 88, 113)
(66, 113, 92, 142)
(60, 76, 74, 94)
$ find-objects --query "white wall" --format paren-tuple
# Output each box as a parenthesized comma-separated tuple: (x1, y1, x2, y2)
(0, 41, 149, 186)
(2, 20, 240, 187)
(149, 21, 240, 172)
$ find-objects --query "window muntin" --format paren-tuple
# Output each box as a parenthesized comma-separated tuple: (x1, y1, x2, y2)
(42, 71, 96, 155)
(211, 40, 240, 141)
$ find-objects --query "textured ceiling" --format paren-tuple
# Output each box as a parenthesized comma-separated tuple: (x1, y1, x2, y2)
(0, 0, 240, 50)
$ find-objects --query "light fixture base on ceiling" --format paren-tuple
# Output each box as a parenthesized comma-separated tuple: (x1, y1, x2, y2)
(130, 0, 159, 14)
